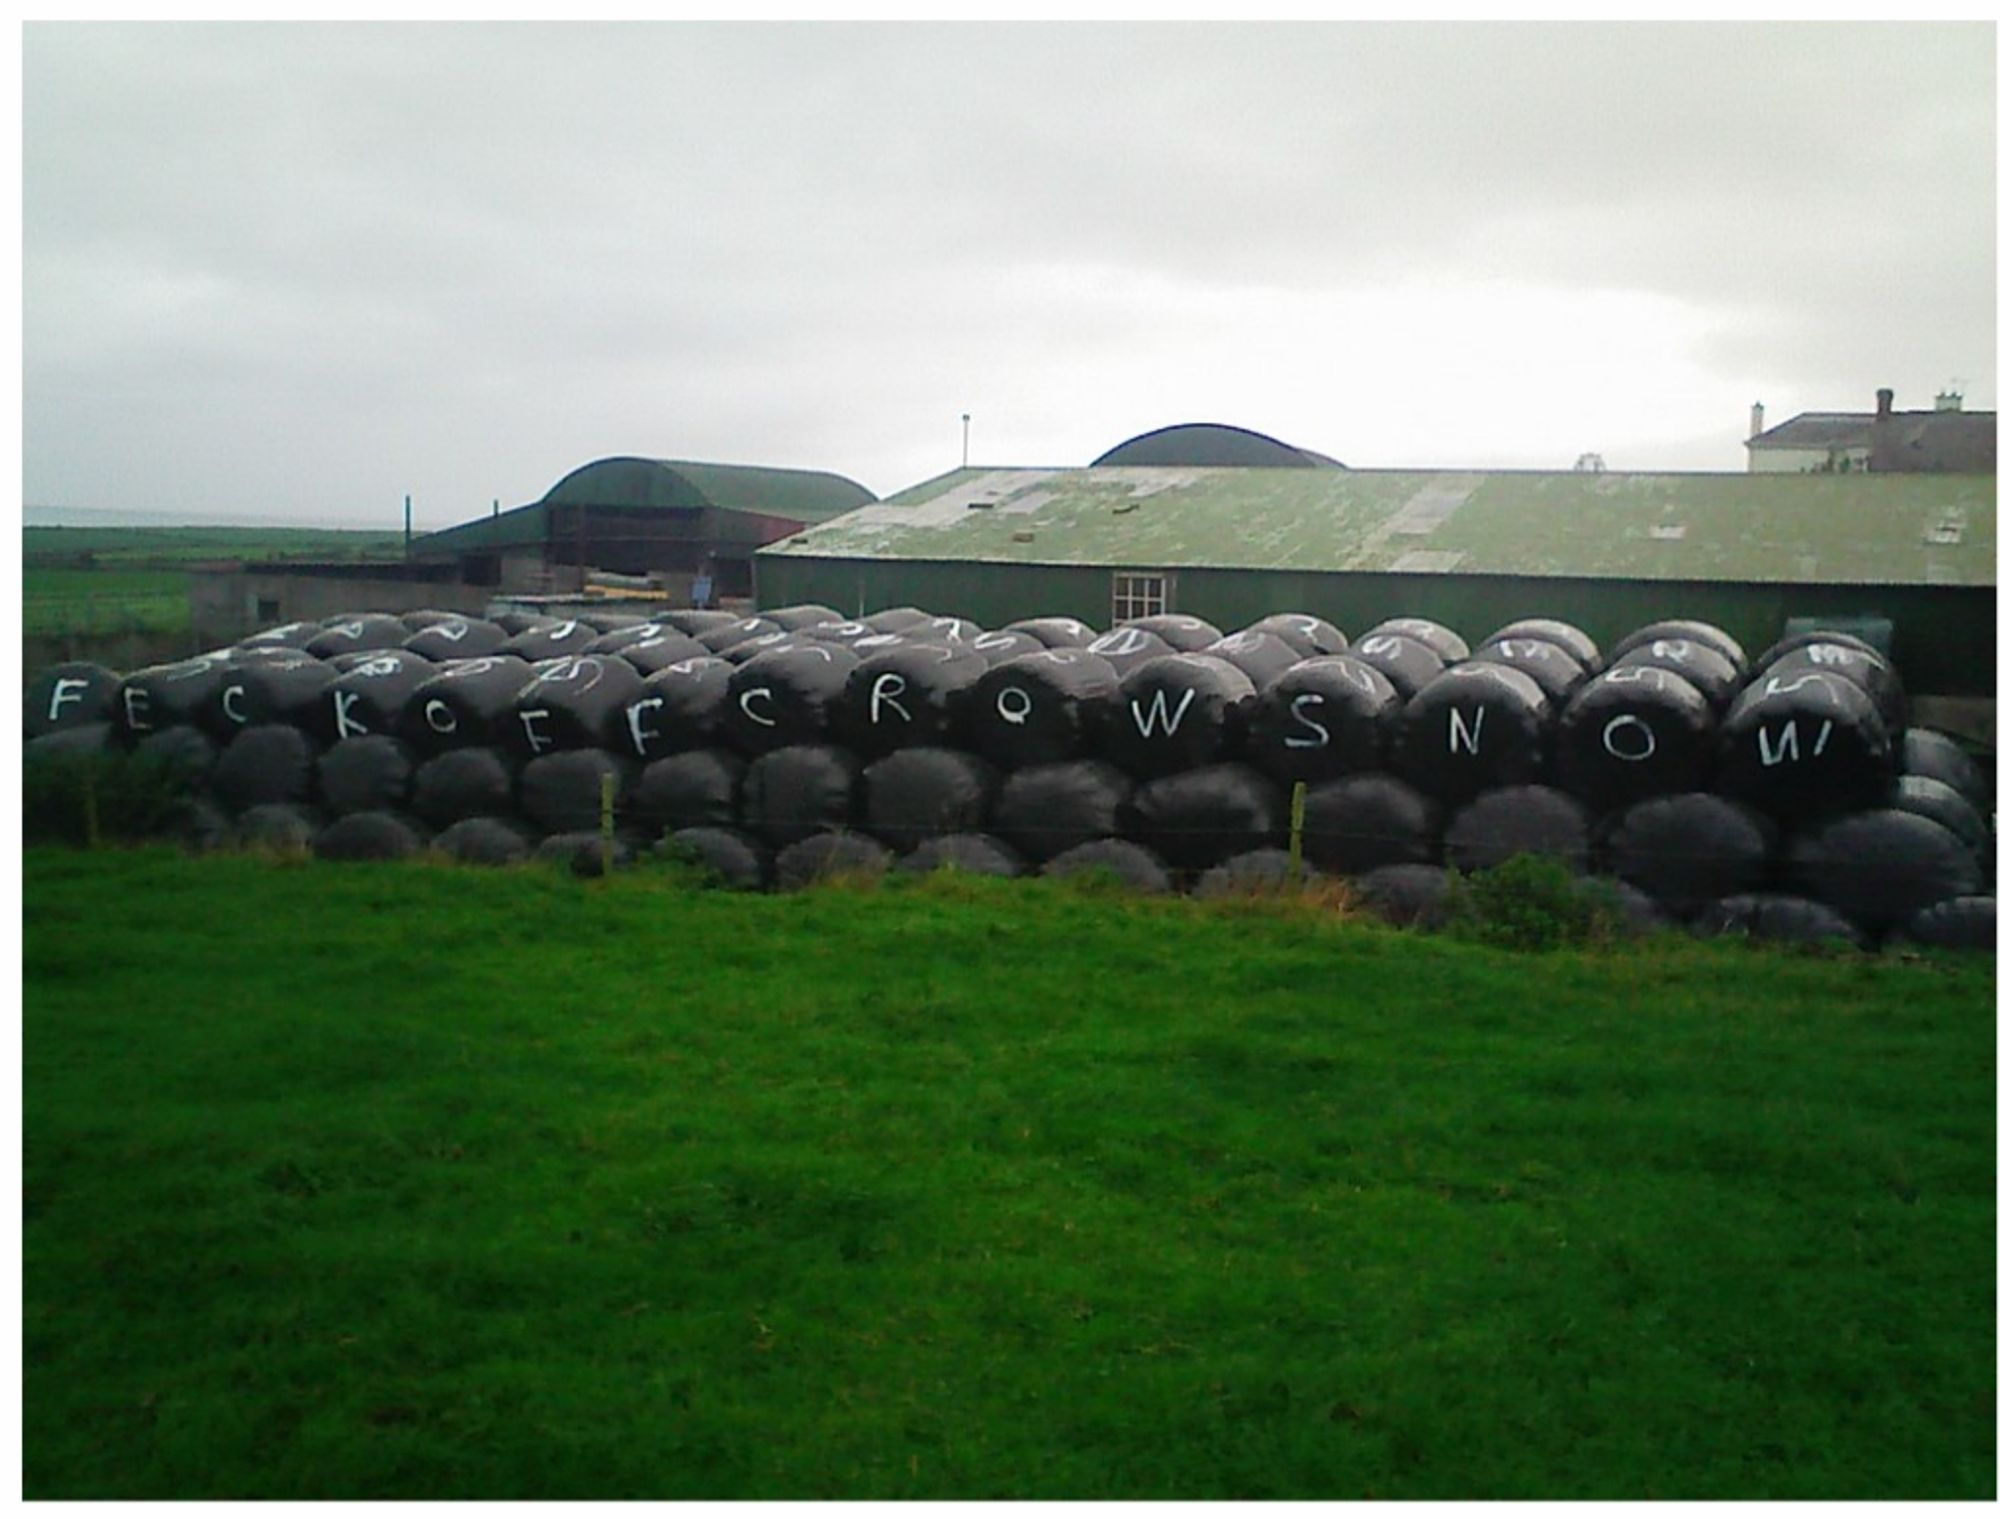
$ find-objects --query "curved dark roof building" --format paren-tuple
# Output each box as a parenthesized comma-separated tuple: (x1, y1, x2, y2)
(414, 455, 876, 598)
(1091, 422, 1344, 469)
(539, 456, 876, 519)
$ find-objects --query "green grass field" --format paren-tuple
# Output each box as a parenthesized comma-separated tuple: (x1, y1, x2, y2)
(23, 526, 411, 635)
(23, 848, 1996, 1499)
(25, 524, 409, 565)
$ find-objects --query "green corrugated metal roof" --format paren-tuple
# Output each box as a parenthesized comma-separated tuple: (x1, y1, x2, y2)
(416, 456, 877, 557)
(758, 467, 1995, 588)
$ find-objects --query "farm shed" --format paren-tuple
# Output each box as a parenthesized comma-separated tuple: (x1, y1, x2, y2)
(755, 465, 1996, 722)
(412, 456, 876, 602)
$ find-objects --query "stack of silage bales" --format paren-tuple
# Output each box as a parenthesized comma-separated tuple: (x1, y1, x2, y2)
(22, 603, 1995, 949)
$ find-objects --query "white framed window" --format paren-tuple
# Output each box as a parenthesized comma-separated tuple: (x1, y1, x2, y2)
(1111, 571, 1171, 624)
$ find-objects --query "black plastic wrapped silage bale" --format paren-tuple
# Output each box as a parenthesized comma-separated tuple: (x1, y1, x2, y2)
(403, 616, 509, 661)
(518, 749, 635, 836)
(1389, 661, 1550, 807)
(1120, 762, 1284, 872)
(1748, 628, 1882, 677)
(1041, 839, 1173, 894)
(1353, 863, 1458, 928)
(1360, 617, 1468, 664)
(1098, 654, 1257, 780)
(410, 746, 518, 829)
(761, 603, 846, 632)
(133, 725, 221, 786)
(839, 644, 986, 757)
(1761, 640, 1907, 737)
(663, 826, 771, 890)
(235, 620, 323, 652)
(774, 831, 893, 890)
(1901, 728, 1990, 810)
(1482, 618, 1600, 675)
(860, 747, 996, 852)
(1443, 785, 1591, 874)
(313, 810, 428, 862)
(1608, 619, 1746, 671)
(211, 723, 320, 815)
(1005, 616, 1097, 649)
(1552, 666, 1715, 812)
(1246, 656, 1401, 786)
(24, 723, 117, 767)
(396, 609, 464, 633)
(315, 651, 436, 746)
(901, 615, 985, 649)
(963, 650, 1122, 769)
(654, 610, 746, 638)
(1194, 848, 1320, 898)
(1125, 614, 1221, 652)
(602, 632, 712, 676)
(1201, 630, 1301, 691)
(116, 654, 235, 739)
(898, 833, 1025, 879)
(1299, 772, 1440, 875)
(316, 735, 417, 817)
(507, 655, 647, 757)
(1599, 792, 1776, 918)
(696, 616, 786, 653)
(1713, 668, 1896, 824)
(1345, 632, 1447, 702)
(229, 803, 324, 852)
(1784, 809, 1984, 937)
(1084, 625, 1177, 677)
(1895, 896, 1996, 952)
(631, 748, 744, 835)
(1608, 638, 1743, 711)
(621, 656, 736, 761)
(401, 657, 537, 755)
(433, 816, 537, 866)
(1693, 894, 1864, 948)
(210, 652, 336, 736)
(860, 607, 932, 634)
(1886, 775, 1993, 874)
(719, 630, 804, 666)
(1237, 613, 1347, 658)
(1469, 637, 1588, 705)
(305, 613, 411, 661)
(966, 628, 1044, 665)
(991, 760, 1133, 864)
(537, 832, 646, 876)
(25, 661, 121, 740)
(721, 643, 862, 756)
(739, 744, 861, 848)
(498, 618, 599, 663)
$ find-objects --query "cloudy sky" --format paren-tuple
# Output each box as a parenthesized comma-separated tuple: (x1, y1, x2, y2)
(22, 22, 1995, 528)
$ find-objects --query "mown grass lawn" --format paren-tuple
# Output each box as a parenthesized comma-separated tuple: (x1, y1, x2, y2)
(23, 848, 1996, 1499)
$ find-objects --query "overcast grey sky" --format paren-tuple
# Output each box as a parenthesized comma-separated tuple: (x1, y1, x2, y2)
(22, 22, 1996, 528)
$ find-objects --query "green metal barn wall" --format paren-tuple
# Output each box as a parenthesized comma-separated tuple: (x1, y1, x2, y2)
(755, 557, 1994, 697)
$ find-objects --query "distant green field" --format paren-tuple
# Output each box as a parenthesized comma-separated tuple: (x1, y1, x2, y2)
(24, 567, 194, 635)
(23, 526, 411, 637)
(23, 849, 1996, 1500)
(25, 525, 409, 565)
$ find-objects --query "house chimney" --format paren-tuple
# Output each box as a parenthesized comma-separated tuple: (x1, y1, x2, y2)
(1875, 387, 1894, 420)
(1936, 389, 1963, 412)
(1750, 401, 1765, 438)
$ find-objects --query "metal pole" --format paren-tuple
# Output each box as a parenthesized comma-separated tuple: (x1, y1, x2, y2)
(961, 413, 971, 469)
(403, 494, 412, 559)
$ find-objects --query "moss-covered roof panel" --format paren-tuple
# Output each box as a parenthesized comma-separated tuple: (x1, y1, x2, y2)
(760, 467, 1995, 588)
